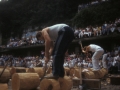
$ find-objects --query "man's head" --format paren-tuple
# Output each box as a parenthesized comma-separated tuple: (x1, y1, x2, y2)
(36, 31, 42, 40)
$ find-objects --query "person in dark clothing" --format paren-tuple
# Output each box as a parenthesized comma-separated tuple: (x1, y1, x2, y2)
(36, 24, 75, 79)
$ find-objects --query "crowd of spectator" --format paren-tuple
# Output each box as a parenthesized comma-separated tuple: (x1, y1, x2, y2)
(78, 0, 109, 12)
(0, 17, 119, 50)
(6, 36, 44, 48)
(74, 18, 120, 39)
(0, 45, 120, 74)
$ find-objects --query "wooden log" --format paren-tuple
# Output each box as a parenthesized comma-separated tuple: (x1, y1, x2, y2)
(83, 68, 107, 79)
(69, 68, 83, 78)
(0, 68, 10, 83)
(87, 68, 93, 71)
(101, 68, 108, 76)
(0, 66, 11, 73)
(25, 68, 29, 72)
(99, 69, 106, 78)
(12, 73, 40, 90)
(40, 78, 60, 90)
(93, 70, 103, 79)
(10, 67, 26, 77)
(82, 71, 96, 79)
(26, 67, 44, 78)
(0, 83, 8, 90)
(64, 67, 70, 76)
(58, 76, 73, 90)
(43, 67, 52, 74)
(26, 68, 35, 73)
(34, 67, 44, 78)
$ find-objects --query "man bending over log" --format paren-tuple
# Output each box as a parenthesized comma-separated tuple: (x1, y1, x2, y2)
(36, 24, 75, 79)
(81, 44, 104, 71)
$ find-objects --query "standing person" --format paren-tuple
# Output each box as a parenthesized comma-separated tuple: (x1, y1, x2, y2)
(36, 24, 75, 79)
(81, 44, 104, 71)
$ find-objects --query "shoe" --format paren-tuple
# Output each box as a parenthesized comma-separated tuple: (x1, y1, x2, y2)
(44, 73, 59, 80)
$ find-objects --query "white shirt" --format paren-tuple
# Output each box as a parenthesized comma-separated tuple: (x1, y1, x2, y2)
(89, 44, 102, 52)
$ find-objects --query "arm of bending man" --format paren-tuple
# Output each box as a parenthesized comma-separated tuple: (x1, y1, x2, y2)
(42, 28, 53, 63)
(82, 45, 90, 54)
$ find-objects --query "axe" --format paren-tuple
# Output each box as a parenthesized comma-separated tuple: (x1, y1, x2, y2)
(40, 63, 47, 82)
(0, 57, 12, 78)
(40, 61, 52, 82)
(79, 40, 83, 50)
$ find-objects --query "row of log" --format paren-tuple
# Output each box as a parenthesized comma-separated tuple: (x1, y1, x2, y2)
(40, 76, 72, 90)
(0, 83, 8, 90)
(0, 66, 108, 83)
(0, 72, 73, 90)
(0, 66, 108, 90)
(67, 67, 108, 79)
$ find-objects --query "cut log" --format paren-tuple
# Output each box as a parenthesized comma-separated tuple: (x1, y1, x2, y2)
(40, 78, 60, 90)
(10, 67, 26, 77)
(58, 76, 73, 90)
(43, 67, 52, 74)
(12, 73, 40, 90)
(26, 67, 44, 78)
(34, 67, 44, 78)
(93, 70, 103, 79)
(0, 66, 11, 72)
(101, 68, 108, 76)
(0, 68, 10, 83)
(0, 83, 8, 90)
(26, 68, 35, 73)
(69, 68, 83, 78)
(64, 67, 70, 76)
(82, 71, 96, 79)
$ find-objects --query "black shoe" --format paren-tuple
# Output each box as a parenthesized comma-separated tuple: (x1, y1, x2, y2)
(44, 74, 59, 80)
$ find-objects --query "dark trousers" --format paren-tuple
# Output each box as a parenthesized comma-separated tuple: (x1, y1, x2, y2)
(52, 26, 75, 77)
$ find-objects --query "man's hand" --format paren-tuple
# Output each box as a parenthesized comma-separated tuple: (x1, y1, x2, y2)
(82, 48, 84, 50)
(45, 57, 50, 64)
(49, 50, 52, 56)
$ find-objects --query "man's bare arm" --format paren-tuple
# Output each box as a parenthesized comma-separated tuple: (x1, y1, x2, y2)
(82, 46, 90, 53)
(42, 28, 51, 61)
(49, 41, 54, 56)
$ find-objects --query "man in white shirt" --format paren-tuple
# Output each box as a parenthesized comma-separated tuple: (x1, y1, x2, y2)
(81, 44, 104, 71)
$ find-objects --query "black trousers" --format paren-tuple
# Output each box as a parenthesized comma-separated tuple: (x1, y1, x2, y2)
(52, 26, 75, 77)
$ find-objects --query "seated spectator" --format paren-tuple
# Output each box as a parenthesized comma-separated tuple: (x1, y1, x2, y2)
(86, 26, 92, 37)
(101, 24, 107, 35)
(97, 26, 102, 36)
(78, 29, 84, 38)
(74, 29, 79, 38)
(93, 26, 98, 36)
(110, 22, 116, 33)
(106, 22, 111, 35)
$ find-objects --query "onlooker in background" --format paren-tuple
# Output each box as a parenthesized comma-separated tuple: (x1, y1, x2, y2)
(41, 50, 45, 59)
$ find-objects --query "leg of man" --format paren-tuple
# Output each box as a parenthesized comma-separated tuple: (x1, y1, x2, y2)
(92, 49, 104, 70)
(52, 26, 75, 77)
(102, 54, 107, 68)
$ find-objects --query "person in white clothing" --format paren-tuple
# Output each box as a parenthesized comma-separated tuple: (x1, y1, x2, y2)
(82, 44, 104, 70)
(102, 52, 108, 69)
